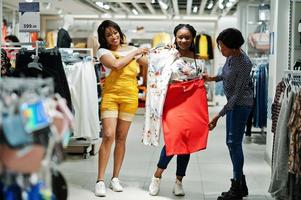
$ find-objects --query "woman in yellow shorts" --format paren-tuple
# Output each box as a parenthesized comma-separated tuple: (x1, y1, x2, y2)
(95, 20, 148, 197)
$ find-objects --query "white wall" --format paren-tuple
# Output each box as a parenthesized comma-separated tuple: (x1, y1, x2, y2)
(265, 0, 290, 164)
(214, 16, 238, 75)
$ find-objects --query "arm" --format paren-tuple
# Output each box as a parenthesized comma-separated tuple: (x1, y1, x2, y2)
(136, 54, 148, 69)
(100, 47, 148, 70)
(203, 75, 218, 82)
(203, 71, 223, 82)
(218, 61, 252, 117)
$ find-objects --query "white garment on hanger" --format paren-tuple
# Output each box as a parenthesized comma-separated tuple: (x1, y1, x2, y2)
(142, 47, 179, 146)
(64, 61, 100, 139)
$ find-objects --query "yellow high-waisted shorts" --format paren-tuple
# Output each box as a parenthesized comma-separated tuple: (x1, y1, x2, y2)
(101, 53, 139, 122)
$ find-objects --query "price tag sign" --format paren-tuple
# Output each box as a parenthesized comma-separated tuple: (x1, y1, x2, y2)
(19, 2, 40, 32)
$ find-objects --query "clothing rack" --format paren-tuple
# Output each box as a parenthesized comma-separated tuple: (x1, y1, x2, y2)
(269, 68, 301, 199)
(245, 57, 269, 138)
(59, 47, 101, 159)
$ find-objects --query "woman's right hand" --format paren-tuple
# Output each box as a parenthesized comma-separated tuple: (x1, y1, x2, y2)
(202, 74, 212, 82)
(135, 47, 149, 57)
(166, 43, 176, 49)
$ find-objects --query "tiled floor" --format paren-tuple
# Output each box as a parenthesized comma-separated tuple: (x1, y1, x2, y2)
(59, 106, 274, 200)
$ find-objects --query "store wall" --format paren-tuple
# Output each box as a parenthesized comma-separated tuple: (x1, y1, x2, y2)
(214, 16, 238, 75)
(265, 0, 290, 164)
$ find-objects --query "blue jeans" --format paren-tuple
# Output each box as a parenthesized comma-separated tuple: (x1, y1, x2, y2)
(226, 106, 252, 180)
(157, 146, 190, 177)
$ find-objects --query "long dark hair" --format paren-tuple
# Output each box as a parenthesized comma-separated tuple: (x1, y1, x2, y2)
(97, 20, 125, 49)
(173, 24, 197, 52)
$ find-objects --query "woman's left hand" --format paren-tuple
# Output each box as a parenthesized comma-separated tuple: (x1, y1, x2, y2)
(209, 115, 220, 131)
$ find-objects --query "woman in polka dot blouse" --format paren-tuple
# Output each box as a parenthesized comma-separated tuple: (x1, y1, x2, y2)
(203, 28, 254, 200)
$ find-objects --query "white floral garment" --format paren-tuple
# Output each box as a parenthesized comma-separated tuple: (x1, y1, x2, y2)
(142, 47, 205, 146)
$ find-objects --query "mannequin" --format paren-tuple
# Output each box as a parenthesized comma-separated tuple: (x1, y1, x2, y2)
(57, 16, 73, 48)
(87, 22, 100, 57)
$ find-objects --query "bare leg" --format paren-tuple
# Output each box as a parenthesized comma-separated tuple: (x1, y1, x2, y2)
(112, 119, 131, 178)
(176, 176, 183, 182)
(97, 118, 118, 181)
(154, 168, 165, 178)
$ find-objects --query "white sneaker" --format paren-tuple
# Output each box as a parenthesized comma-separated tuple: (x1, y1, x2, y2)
(109, 177, 123, 192)
(149, 175, 161, 196)
(173, 179, 185, 196)
(95, 181, 106, 197)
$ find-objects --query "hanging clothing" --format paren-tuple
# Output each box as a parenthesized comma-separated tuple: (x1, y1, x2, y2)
(269, 88, 294, 200)
(205, 34, 214, 59)
(199, 34, 208, 60)
(194, 34, 214, 60)
(46, 31, 57, 48)
(252, 63, 268, 128)
(143, 47, 209, 155)
(152, 32, 171, 48)
(12, 49, 72, 110)
(163, 79, 208, 155)
(271, 81, 286, 133)
(64, 61, 100, 139)
(287, 90, 301, 175)
(1, 49, 14, 76)
(142, 47, 179, 146)
(57, 28, 72, 48)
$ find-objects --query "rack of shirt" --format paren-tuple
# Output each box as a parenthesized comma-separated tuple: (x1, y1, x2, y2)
(245, 57, 269, 136)
(0, 77, 74, 200)
(60, 48, 101, 159)
(194, 33, 214, 60)
(269, 70, 301, 200)
(5, 43, 73, 111)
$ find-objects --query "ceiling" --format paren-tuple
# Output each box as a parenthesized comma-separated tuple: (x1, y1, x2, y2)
(2, 0, 243, 20)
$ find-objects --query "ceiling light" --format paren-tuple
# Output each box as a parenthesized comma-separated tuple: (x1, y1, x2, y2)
(151, 0, 156, 3)
(158, 0, 168, 10)
(229, 0, 236, 2)
(207, 2, 213, 9)
(103, 4, 110, 10)
(96, 1, 110, 10)
(95, 1, 104, 8)
(193, 6, 198, 13)
(226, 2, 233, 8)
(25, 0, 33, 2)
(132, 8, 138, 15)
(219, 0, 224, 9)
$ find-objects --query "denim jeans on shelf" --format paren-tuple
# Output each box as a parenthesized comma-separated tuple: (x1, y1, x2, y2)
(226, 106, 252, 180)
(157, 146, 190, 177)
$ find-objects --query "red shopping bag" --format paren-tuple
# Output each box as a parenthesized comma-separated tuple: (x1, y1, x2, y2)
(162, 79, 209, 156)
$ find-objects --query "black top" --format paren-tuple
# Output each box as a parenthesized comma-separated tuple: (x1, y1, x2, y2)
(216, 51, 254, 116)
(57, 28, 72, 48)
